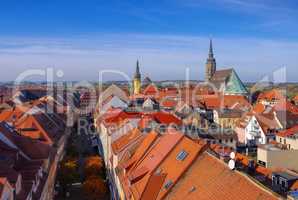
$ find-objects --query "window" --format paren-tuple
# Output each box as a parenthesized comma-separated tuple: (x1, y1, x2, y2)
(258, 160, 266, 167)
(230, 138, 233, 143)
(164, 180, 173, 189)
(176, 150, 188, 161)
(281, 180, 286, 188)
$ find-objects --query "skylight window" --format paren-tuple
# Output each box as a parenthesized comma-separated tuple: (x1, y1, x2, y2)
(176, 150, 188, 161)
(164, 180, 173, 190)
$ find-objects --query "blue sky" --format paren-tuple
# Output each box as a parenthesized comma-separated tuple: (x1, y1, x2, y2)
(0, 0, 297, 82)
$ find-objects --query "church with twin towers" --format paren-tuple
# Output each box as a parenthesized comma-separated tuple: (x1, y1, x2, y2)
(132, 39, 248, 96)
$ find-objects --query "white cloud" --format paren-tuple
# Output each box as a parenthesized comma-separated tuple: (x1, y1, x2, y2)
(0, 34, 297, 82)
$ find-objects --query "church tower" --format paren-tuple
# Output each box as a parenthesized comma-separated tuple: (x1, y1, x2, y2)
(133, 60, 141, 95)
(205, 39, 216, 82)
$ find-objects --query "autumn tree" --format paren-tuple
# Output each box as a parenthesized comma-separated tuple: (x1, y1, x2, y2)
(57, 158, 80, 196)
(84, 156, 104, 178)
(83, 176, 108, 200)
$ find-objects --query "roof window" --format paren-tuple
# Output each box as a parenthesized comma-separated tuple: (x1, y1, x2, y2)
(164, 180, 173, 189)
(176, 150, 188, 161)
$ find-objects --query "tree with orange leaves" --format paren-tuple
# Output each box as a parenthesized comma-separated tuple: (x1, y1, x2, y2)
(83, 176, 108, 200)
(57, 158, 80, 196)
(84, 156, 104, 178)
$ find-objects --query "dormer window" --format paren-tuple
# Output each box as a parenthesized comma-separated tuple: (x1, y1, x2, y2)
(176, 150, 188, 161)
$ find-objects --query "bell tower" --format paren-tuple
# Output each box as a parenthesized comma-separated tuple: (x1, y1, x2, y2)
(133, 60, 141, 95)
(205, 39, 216, 82)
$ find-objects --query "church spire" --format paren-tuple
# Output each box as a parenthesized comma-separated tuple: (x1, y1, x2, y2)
(134, 60, 141, 79)
(209, 38, 214, 58)
(205, 38, 216, 82)
(133, 60, 141, 95)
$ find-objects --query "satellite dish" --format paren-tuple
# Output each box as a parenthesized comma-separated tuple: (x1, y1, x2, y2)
(228, 160, 235, 170)
(230, 152, 235, 160)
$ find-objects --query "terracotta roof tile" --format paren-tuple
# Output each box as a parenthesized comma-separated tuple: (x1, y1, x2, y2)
(122, 131, 159, 171)
(151, 112, 182, 126)
(274, 100, 298, 113)
(141, 173, 167, 200)
(258, 89, 285, 103)
(123, 130, 209, 200)
(128, 131, 185, 199)
(111, 128, 142, 154)
(277, 125, 298, 137)
(0, 121, 51, 160)
(254, 103, 266, 113)
(143, 84, 159, 96)
(236, 153, 250, 167)
(165, 152, 278, 200)
(255, 166, 272, 179)
(160, 99, 177, 108)
(153, 136, 207, 200)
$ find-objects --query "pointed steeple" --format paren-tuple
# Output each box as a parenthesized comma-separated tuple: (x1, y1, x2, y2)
(205, 38, 216, 82)
(133, 60, 141, 95)
(134, 60, 141, 79)
(208, 38, 214, 58)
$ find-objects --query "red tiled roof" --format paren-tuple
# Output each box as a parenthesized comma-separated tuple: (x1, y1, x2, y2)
(143, 84, 159, 96)
(140, 173, 167, 200)
(103, 111, 141, 125)
(121, 131, 159, 171)
(291, 180, 298, 191)
(160, 99, 177, 108)
(293, 95, 298, 102)
(197, 95, 251, 110)
(0, 105, 31, 122)
(255, 166, 272, 179)
(236, 153, 250, 167)
(210, 144, 233, 157)
(111, 128, 142, 154)
(258, 89, 285, 102)
(277, 125, 298, 137)
(166, 152, 278, 200)
(150, 112, 182, 126)
(254, 103, 266, 113)
(150, 136, 207, 200)
(0, 122, 51, 160)
(127, 131, 185, 199)
(138, 116, 153, 129)
(254, 112, 281, 134)
(118, 129, 278, 200)
(122, 130, 209, 200)
(274, 100, 298, 113)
